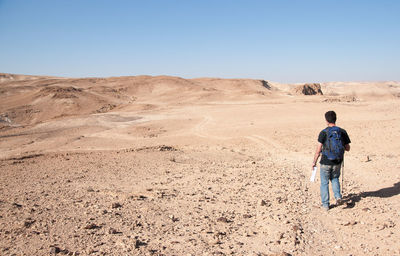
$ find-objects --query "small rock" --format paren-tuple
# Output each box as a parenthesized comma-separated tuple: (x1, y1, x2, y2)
(159, 145, 177, 151)
(84, 223, 101, 230)
(341, 221, 350, 226)
(292, 225, 301, 232)
(169, 215, 179, 222)
(23, 219, 35, 228)
(112, 202, 122, 209)
(137, 195, 147, 200)
(217, 217, 231, 223)
(276, 196, 286, 203)
(243, 214, 252, 218)
(135, 239, 147, 249)
(108, 228, 121, 234)
(216, 231, 226, 237)
(12, 202, 23, 208)
(342, 220, 357, 226)
(269, 252, 291, 256)
(50, 246, 61, 254)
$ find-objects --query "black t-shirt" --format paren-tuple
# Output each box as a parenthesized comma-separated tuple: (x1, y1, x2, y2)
(318, 126, 351, 165)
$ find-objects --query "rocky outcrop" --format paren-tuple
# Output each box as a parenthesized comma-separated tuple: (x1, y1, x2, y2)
(260, 80, 271, 90)
(293, 83, 323, 95)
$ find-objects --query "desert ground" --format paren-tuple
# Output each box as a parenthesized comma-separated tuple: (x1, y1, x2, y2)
(0, 73, 399, 255)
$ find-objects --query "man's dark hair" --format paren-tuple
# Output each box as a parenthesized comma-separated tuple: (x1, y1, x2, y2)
(325, 111, 337, 124)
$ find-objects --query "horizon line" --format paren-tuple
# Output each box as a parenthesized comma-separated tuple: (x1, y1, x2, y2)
(1, 72, 399, 85)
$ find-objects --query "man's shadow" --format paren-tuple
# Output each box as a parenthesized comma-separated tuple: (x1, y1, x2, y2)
(338, 181, 400, 208)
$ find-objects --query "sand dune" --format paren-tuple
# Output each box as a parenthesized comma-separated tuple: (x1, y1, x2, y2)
(0, 73, 399, 255)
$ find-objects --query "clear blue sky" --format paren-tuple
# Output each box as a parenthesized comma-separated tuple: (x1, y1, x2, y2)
(0, 0, 399, 83)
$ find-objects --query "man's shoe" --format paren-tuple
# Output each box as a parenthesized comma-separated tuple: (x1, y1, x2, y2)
(322, 205, 330, 211)
(335, 198, 343, 206)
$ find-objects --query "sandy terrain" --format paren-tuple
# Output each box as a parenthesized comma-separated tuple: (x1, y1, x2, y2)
(1, 73, 400, 255)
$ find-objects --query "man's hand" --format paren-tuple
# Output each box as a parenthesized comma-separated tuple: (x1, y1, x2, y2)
(312, 143, 323, 168)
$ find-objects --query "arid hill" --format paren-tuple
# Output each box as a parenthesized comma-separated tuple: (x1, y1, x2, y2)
(0, 74, 278, 127)
(1, 73, 399, 129)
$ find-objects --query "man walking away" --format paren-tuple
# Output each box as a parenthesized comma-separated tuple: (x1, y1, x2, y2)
(312, 111, 351, 211)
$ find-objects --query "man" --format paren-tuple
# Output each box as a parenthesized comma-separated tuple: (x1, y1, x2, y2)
(312, 111, 351, 211)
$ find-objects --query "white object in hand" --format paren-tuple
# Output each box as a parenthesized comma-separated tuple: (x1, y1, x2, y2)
(310, 166, 317, 182)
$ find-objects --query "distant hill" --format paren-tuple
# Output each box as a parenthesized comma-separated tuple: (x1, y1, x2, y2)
(1, 73, 399, 127)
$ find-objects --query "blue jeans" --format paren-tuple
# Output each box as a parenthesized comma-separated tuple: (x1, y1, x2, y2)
(320, 164, 342, 207)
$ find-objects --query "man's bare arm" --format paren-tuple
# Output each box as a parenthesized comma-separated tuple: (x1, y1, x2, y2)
(312, 143, 323, 167)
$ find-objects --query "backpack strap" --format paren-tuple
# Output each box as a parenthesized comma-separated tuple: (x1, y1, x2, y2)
(323, 126, 331, 144)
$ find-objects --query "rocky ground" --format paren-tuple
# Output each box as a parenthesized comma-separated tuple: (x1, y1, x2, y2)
(1, 74, 400, 255)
